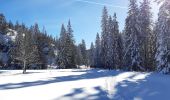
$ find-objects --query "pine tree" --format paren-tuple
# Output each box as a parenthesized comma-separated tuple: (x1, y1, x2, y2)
(94, 33, 101, 68)
(8, 20, 14, 29)
(79, 39, 88, 66)
(75, 45, 83, 66)
(0, 13, 7, 34)
(112, 13, 123, 69)
(155, 0, 170, 74)
(107, 16, 115, 69)
(89, 42, 95, 67)
(58, 20, 76, 69)
(30, 24, 45, 69)
(66, 20, 76, 68)
(139, 0, 154, 71)
(101, 6, 109, 69)
(11, 24, 40, 74)
(124, 0, 143, 71)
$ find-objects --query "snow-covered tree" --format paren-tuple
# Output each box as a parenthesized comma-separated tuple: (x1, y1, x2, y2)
(58, 24, 67, 69)
(89, 42, 95, 67)
(58, 20, 76, 69)
(155, 0, 170, 74)
(0, 13, 7, 34)
(11, 24, 40, 74)
(66, 20, 76, 68)
(107, 16, 115, 69)
(112, 13, 123, 69)
(139, 0, 154, 71)
(94, 33, 101, 68)
(30, 24, 46, 69)
(124, 0, 143, 71)
(101, 6, 109, 69)
(75, 45, 83, 66)
(79, 39, 88, 66)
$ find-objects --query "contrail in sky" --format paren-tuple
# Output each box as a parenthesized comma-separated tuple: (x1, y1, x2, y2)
(74, 0, 127, 9)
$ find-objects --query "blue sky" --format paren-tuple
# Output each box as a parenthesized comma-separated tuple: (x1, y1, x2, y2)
(0, 0, 159, 48)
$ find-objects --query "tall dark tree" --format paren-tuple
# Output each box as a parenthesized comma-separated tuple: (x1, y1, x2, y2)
(101, 6, 109, 69)
(94, 33, 101, 68)
(139, 0, 154, 71)
(155, 0, 170, 74)
(112, 13, 123, 69)
(75, 45, 83, 66)
(106, 16, 115, 69)
(58, 20, 76, 69)
(58, 24, 67, 68)
(0, 13, 7, 34)
(89, 42, 95, 67)
(66, 20, 76, 68)
(79, 39, 88, 66)
(124, 0, 143, 71)
(11, 24, 40, 74)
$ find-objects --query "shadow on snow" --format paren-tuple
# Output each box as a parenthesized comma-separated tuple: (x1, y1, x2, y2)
(0, 69, 170, 99)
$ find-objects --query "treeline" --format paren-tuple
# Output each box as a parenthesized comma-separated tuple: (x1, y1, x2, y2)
(0, 0, 170, 74)
(87, 0, 170, 74)
(0, 14, 57, 72)
(0, 13, 88, 72)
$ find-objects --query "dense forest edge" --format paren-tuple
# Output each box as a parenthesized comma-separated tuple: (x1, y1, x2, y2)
(0, 0, 170, 74)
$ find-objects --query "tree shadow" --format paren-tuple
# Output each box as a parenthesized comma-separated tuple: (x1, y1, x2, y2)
(0, 71, 5, 74)
(112, 73, 170, 100)
(1, 69, 169, 100)
(0, 70, 44, 76)
(56, 86, 110, 100)
(0, 69, 119, 90)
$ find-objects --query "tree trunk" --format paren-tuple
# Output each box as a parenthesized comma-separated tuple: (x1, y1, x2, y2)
(23, 60, 26, 74)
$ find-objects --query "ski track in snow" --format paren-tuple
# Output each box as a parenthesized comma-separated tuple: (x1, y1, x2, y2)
(0, 69, 170, 100)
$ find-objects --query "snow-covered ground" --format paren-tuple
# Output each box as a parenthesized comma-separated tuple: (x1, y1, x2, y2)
(0, 69, 170, 100)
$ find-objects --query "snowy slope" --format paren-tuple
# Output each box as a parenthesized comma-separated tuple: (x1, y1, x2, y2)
(0, 69, 170, 100)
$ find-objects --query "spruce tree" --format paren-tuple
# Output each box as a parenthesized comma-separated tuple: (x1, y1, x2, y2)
(58, 24, 67, 69)
(66, 20, 76, 68)
(75, 45, 83, 66)
(0, 13, 7, 34)
(80, 39, 88, 66)
(101, 6, 109, 69)
(112, 13, 123, 69)
(11, 24, 40, 73)
(94, 33, 101, 68)
(155, 0, 170, 74)
(58, 21, 76, 69)
(107, 16, 115, 69)
(89, 42, 95, 67)
(139, 0, 154, 71)
(124, 0, 143, 71)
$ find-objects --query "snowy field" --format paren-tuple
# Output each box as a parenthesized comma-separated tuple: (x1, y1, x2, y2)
(0, 69, 170, 100)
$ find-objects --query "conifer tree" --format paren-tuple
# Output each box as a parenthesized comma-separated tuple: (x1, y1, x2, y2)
(58, 20, 76, 69)
(0, 13, 7, 34)
(101, 6, 109, 69)
(89, 42, 95, 67)
(58, 24, 67, 69)
(80, 39, 88, 66)
(124, 0, 143, 71)
(139, 0, 154, 71)
(112, 13, 123, 69)
(11, 24, 40, 73)
(75, 45, 83, 66)
(94, 33, 101, 68)
(155, 0, 170, 74)
(66, 20, 76, 68)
